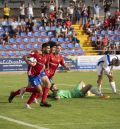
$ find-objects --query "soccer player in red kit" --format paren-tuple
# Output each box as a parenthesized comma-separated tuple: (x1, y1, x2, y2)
(8, 43, 51, 108)
(45, 43, 70, 80)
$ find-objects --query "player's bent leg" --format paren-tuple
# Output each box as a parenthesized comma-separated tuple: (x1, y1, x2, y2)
(81, 84, 92, 95)
(97, 75, 103, 94)
(107, 74, 116, 93)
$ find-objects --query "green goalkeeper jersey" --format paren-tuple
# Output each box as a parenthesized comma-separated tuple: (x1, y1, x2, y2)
(56, 83, 85, 98)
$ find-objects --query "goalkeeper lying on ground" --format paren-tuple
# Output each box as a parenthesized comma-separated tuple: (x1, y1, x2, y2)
(49, 81, 110, 99)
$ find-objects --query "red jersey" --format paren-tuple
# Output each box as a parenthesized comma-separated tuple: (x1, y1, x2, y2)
(45, 53, 65, 78)
(28, 52, 49, 76)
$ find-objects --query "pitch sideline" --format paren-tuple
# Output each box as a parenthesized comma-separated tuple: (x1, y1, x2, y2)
(0, 115, 49, 129)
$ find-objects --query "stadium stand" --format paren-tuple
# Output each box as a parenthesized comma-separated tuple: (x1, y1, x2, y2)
(0, 0, 120, 58)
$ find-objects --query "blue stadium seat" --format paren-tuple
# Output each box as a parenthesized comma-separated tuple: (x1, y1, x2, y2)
(16, 38, 22, 44)
(33, 44, 39, 49)
(51, 37, 57, 42)
(23, 51, 29, 55)
(38, 38, 43, 43)
(0, 44, 4, 50)
(96, 31, 101, 36)
(111, 36, 117, 41)
(108, 30, 114, 36)
(91, 36, 97, 42)
(39, 26, 45, 32)
(9, 51, 15, 57)
(33, 26, 38, 32)
(23, 38, 29, 44)
(48, 31, 54, 37)
(68, 43, 74, 49)
(1, 51, 7, 57)
(118, 36, 120, 41)
(51, 26, 56, 31)
(9, 38, 16, 44)
(30, 37, 36, 43)
(101, 30, 107, 35)
(28, 32, 33, 37)
(64, 49, 70, 55)
(65, 37, 70, 43)
(19, 44, 25, 50)
(34, 31, 40, 37)
(15, 51, 21, 57)
(37, 21, 42, 26)
(5, 44, 11, 50)
(45, 26, 51, 31)
(26, 44, 32, 50)
(61, 43, 67, 49)
(75, 43, 80, 48)
(68, 31, 73, 36)
(76, 49, 84, 55)
(21, 32, 27, 37)
(41, 32, 47, 37)
(12, 44, 18, 50)
(43, 37, 50, 42)
(58, 37, 64, 43)
(70, 49, 76, 55)
(114, 30, 120, 35)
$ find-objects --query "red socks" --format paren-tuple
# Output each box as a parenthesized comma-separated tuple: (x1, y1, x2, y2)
(27, 93, 37, 105)
(41, 87, 49, 103)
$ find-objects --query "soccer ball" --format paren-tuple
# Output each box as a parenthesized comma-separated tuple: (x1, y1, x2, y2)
(28, 57, 37, 63)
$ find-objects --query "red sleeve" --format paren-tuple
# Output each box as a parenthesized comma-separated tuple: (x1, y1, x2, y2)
(29, 52, 37, 58)
(60, 56, 65, 67)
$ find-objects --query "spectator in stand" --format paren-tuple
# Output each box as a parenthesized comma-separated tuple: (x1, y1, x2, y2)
(65, 18, 72, 28)
(67, 4, 74, 22)
(49, 0, 55, 12)
(26, 18, 34, 32)
(61, 24, 68, 37)
(56, 25, 61, 38)
(0, 38, 5, 45)
(26, 3, 34, 19)
(116, 16, 120, 29)
(41, 2, 47, 17)
(19, 2, 25, 21)
(75, 7, 81, 24)
(104, 16, 110, 29)
(87, 6, 91, 20)
(10, 18, 19, 36)
(2, 31, 10, 44)
(115, 8, 120, 17)
(81, 6, 88, 27)
(104, 1, 112, 18)
(110, 16, 116, 30)
(3, 3, 10, 22)
(102, 35, 109, 48)
(93, 3, 100, 20)
(57, 7, 64, 24)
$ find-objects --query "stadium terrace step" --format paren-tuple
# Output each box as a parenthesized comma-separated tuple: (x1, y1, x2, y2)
(85, 53, 98, 55)
(72, 24, 98, 55)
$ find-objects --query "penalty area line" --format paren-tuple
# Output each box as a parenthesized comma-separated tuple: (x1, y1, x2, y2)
(0, 115, 49, 129)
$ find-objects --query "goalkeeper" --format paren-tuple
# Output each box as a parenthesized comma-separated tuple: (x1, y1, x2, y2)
(49, 81, 110, 99)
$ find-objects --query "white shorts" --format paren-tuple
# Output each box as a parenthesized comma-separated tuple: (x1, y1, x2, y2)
(96, 65, 111, 76)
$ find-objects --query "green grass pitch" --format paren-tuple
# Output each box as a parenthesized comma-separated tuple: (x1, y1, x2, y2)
(0, 71, 120, 129)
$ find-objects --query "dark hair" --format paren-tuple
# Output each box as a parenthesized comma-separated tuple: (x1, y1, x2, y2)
(42, 43, 50, 49)
(48, 41, 57, 48)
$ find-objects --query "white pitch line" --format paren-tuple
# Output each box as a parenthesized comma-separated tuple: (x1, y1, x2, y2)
(42, 121, 120, 126)
(0, 115, 49, 129)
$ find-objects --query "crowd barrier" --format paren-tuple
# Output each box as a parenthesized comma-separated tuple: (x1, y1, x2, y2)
(0, 55, 120, 72)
